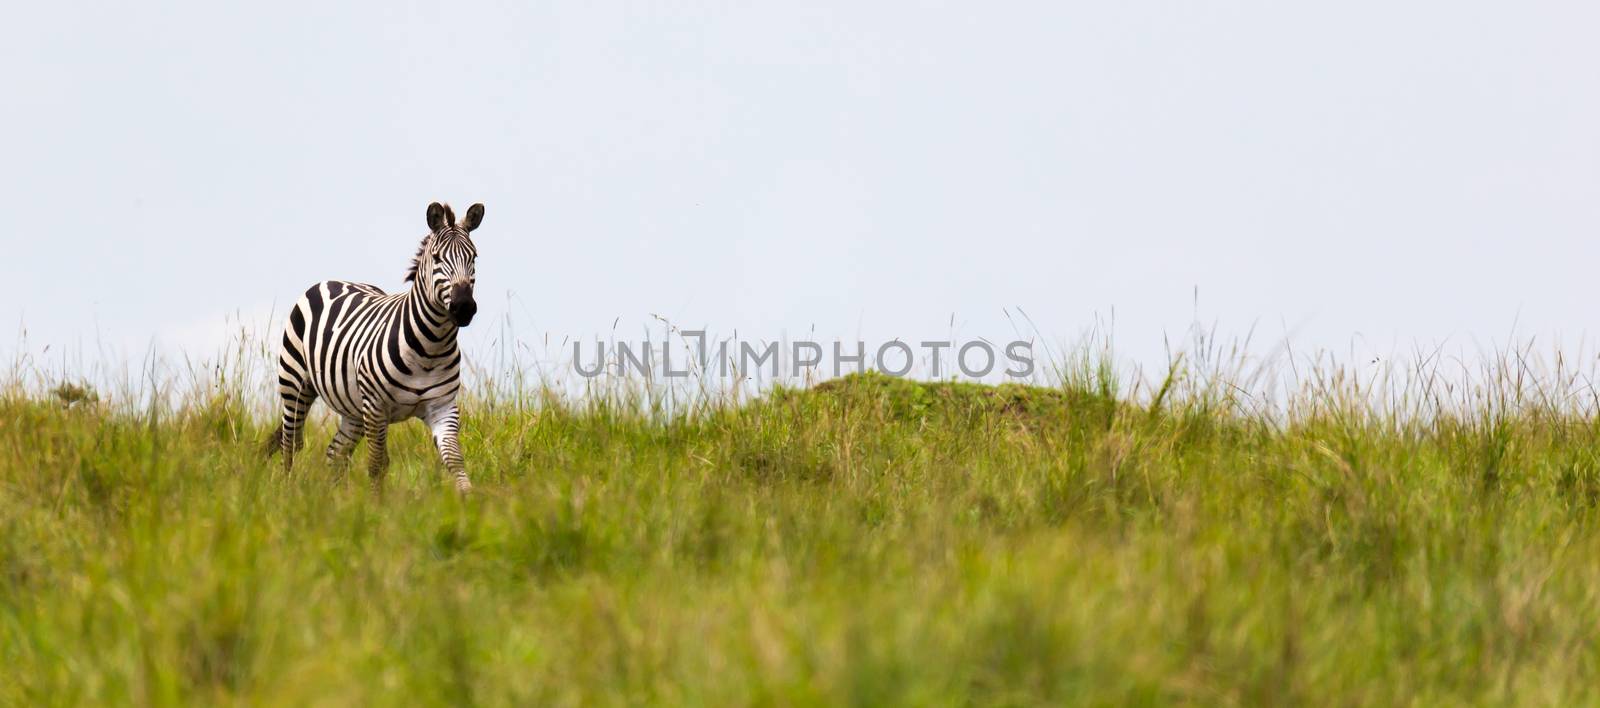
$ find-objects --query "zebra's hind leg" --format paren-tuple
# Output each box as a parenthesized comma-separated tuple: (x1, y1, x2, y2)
(325, 416, 363, 481)
(277, 386, 316, 473)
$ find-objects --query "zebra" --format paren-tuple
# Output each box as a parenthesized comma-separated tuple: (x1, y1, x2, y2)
(271, 201, 485, 492)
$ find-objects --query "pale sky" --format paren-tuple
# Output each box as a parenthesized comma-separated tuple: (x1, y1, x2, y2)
(5, 2, 1599, 385)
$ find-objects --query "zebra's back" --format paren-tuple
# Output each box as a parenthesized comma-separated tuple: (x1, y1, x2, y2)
(280, 280, 401, 420)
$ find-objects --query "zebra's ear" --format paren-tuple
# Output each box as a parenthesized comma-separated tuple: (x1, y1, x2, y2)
(463, 203, 485, 232)
(426, 202, 448, 232)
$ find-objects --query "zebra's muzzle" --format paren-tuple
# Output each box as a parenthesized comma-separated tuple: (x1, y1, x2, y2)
(449, 284, 477, 327)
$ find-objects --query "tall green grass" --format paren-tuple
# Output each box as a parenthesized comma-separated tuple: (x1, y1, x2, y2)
(5, 331, 1600, 705)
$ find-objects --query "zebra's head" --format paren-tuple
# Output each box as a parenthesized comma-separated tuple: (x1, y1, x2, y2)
(409, 201, 484, 328)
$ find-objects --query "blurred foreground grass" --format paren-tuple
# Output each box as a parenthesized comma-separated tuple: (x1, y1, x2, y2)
(5, 362, 1600, 705)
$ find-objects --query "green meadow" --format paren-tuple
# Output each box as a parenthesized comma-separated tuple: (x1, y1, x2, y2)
(5, 342, 1600, 705)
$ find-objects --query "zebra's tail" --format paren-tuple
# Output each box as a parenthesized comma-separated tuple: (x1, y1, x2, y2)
(261, 425, 283, 458)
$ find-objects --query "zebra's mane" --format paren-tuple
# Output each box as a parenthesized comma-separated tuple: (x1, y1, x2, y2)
(403, 233, 431, 283)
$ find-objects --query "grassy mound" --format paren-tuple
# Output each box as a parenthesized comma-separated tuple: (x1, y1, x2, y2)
(791, 371, 1117, 426)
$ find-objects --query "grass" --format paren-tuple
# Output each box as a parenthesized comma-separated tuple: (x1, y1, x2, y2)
(6, 340, 1600, 705)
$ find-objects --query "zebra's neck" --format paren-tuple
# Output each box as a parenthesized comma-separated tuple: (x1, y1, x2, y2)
(402, 281, 459, 359)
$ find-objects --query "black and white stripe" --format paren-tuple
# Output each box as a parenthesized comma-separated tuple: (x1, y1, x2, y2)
(275, 201, 485, 492)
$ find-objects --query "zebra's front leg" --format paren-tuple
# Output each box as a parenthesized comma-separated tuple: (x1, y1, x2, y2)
(426, 402, 472, 493)
(362, 404, 390, 492)
(325, 416, 363, 481)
